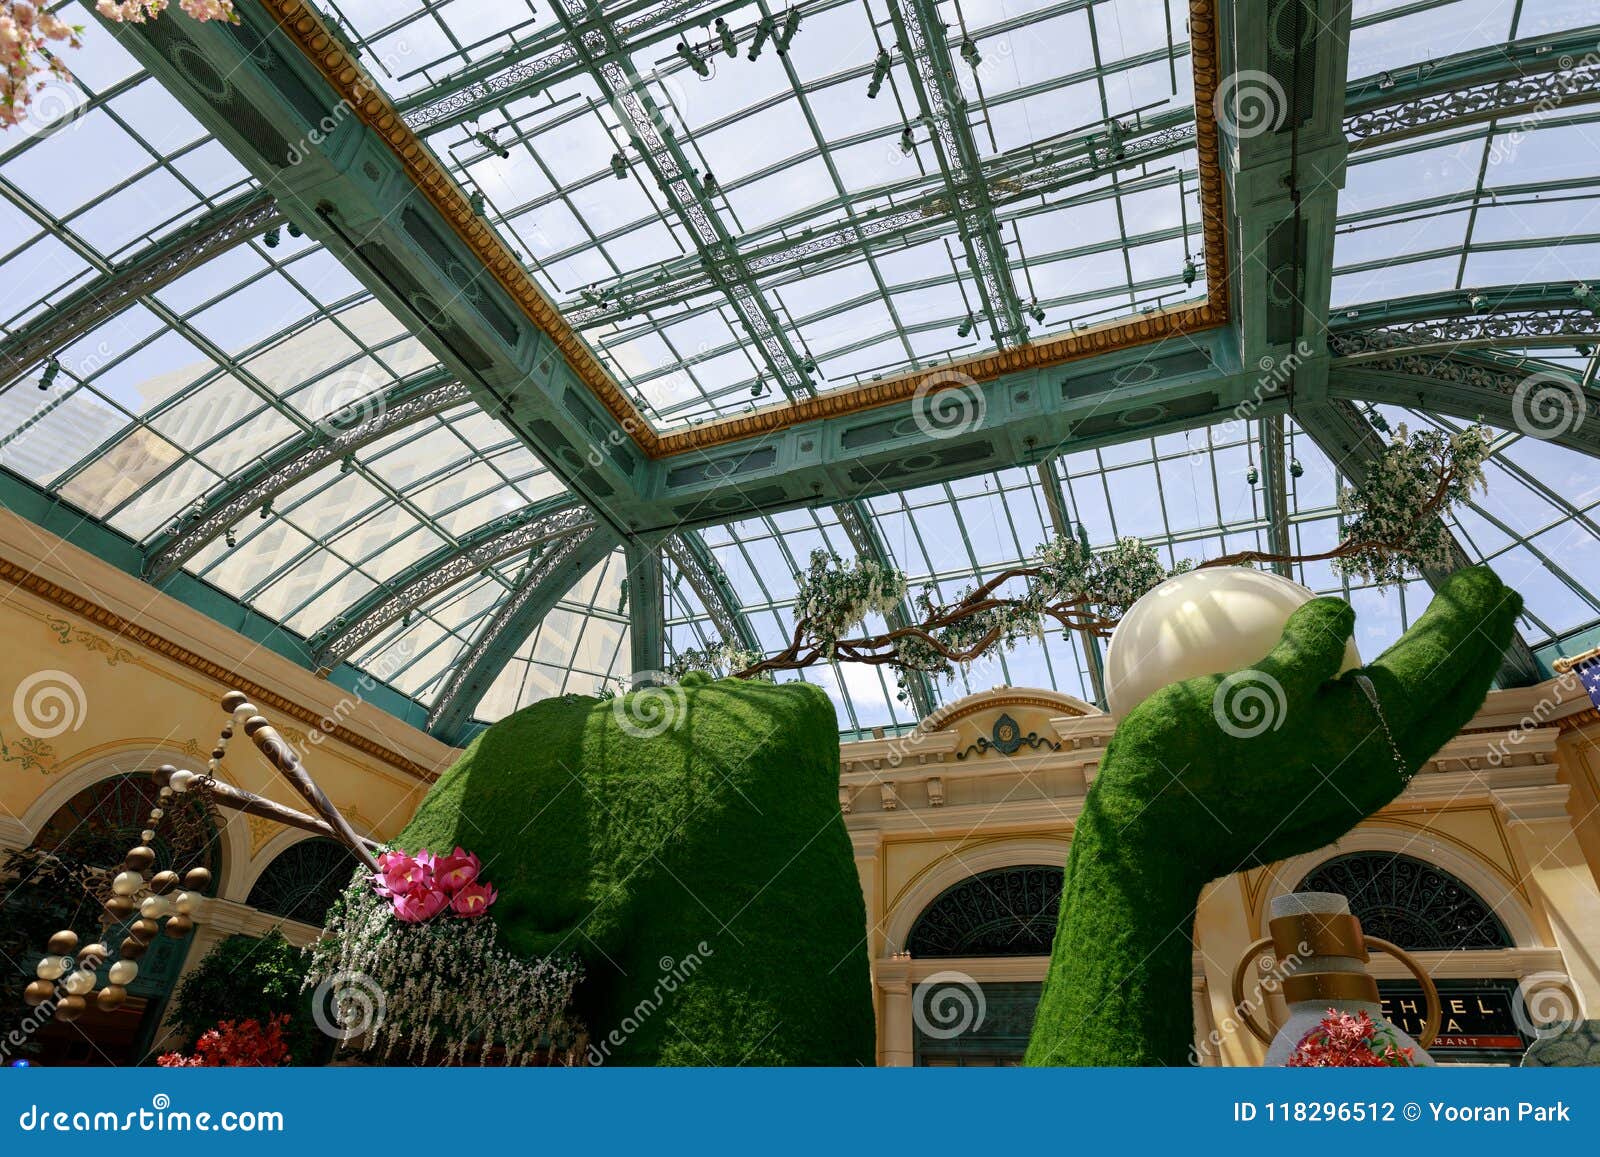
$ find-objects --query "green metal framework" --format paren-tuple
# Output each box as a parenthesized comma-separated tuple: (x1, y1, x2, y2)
(0, 0, 1597, 737)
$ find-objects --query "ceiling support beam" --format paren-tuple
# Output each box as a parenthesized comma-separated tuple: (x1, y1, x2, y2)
(834, 501, 938, 719)
(1295, 398, 1541, 686)
(887, 0, 1027, 344)
(142, 368, 468, 584)
(1257, 414, 1293, 576)
(1326, 353, 1600, 460)
(663, 533, 760, 652)
(1330, 282, 1600, 357)
(0, 189, 280, 389)
(310, 495, 589, 672)
(427, 523, 622, 740)
(625, 538, 665, 685)
(551, 0, 814, 397)
(1034, 461, 1106, 707)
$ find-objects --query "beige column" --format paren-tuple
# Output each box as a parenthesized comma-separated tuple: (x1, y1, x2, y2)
(1194, 875, 1268, 1066)
(876, 955, 914, 1067)
(1495, 784, 1600, 1020)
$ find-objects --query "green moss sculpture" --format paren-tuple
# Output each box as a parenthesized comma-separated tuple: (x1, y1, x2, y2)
(1025, 566, 1524, 1066)
(397, 673, 874, 1066)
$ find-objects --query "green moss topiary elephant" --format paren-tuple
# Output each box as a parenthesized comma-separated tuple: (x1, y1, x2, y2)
(1025, 565, 1524, 1066)
(395, 672, 875, 1066)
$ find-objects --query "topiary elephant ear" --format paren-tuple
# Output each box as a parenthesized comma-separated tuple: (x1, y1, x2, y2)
(397, 677, 875, 1066)
(1522, 1022, 1600, 1067)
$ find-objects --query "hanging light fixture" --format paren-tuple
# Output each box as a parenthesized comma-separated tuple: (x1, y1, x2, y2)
(610, 152, 628, 179)
(776, 8, 801, 53)
(225, 528, 237, 548)
(748, 14, 774, 60)
(259, 499, 273, 520)
(1289, 458, 1304, 479)
(960, 37, 981, 68)
(899, 125, 914, 154)
(473, 130, 511, 160)
(287, 222, 303, 238)
(1182, 256, 1197, 287)
(956, 315, 973, 338)
(867, 49, 890, 98)
(263, 226, 281, 248)
(676, 41, 710, 77)
(1028, 300, 1046, 325)
(38, 357, 60, 391)
(1246, 464, 1259, 485)
(702, 170, 719, 196)
(468, 191, 486, 215)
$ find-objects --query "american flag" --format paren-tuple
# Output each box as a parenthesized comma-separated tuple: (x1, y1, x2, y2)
(1579, 658, 1600, 711)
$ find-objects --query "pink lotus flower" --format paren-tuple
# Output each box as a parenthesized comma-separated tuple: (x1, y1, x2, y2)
(380, 856, 434, 898)
(434, 847, 481, 893)
(449, 881, 498, 918)
(392, 887, 448, 923)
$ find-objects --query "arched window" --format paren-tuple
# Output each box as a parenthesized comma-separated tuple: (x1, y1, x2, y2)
(907, 865, 1063, 957)
(32, 771, 221, 890)
(1297, 852, 1512, 950)
(246, 837, 358, 926)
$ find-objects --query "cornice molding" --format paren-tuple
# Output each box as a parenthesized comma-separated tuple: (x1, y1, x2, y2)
(260, 0, 1229, 459)
(0, 558, 441, 783)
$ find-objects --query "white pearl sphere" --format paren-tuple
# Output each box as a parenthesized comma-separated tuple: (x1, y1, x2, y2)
(111, 870, 144, 896)
(158, 786, 173, 798)
(1104, 567, 1360, 719)
(78, 943, 108, 964)
(139, 896, 172, 919)
(36, 956, 68, 981)
(62, 969, 97, 996)
(141, 830, 155, 842)
(174, 891, 197, 916)
(169, 770, 195, 793)
(108, 961, 138, 986)
(149, 808, 164, 821)
(233, 704, 257, 726)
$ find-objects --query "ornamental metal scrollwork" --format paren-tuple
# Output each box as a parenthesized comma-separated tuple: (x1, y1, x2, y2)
(1346, 59, 1600, 149)
(957, 712, 1062, 760)
(906, 865, 1064, 957)
(1297, 851, 1512, 951)
(1331, 309, 1600, 358)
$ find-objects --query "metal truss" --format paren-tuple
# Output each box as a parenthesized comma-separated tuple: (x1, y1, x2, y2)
(427, 522, 622, 738)
(564, 109, 1196, 327)
(1033, 460, 1106, 706)
(1345, 28, 1600, 151)
(834, 500, 937, 719)
(885, 0, 1026, 344)
(1329, 283, 1600, 358)
(398, 0, 744, 134)
(1294, 399, 1540, 685)
(663, 532, 760, 651)
(142, 369, 470, 584)
(310, 495, 592, 671)
(0, 189, 281, 388)
(551, 0, 814, 396)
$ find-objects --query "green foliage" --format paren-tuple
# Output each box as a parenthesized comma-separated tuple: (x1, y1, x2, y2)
(1025, 565, 1522, 1065)
(169, 932, 328, 1065)
(396, 676, 874, 1066)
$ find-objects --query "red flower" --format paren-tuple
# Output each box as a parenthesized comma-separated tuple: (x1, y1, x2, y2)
(1287, 1008, 1416, 1067)
(157, 1014, 292, 1067)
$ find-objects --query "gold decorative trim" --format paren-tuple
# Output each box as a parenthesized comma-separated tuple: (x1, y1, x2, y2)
(0, 559, 442, 783)
(261, 0, 1230, 459)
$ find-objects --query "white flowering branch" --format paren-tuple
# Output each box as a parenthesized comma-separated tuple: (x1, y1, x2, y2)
(728, 423, 1492, 683)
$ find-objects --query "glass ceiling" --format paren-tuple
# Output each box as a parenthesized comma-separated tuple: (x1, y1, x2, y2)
(0, 0, 1596, 739)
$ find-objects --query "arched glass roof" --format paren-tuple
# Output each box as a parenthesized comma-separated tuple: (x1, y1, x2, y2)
(0, 0, 1596, 741)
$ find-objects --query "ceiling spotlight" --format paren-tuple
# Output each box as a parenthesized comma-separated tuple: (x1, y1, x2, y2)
(956, 315, 973, 338)
(468, 191, 486, 215)
(610, 152, 628, 179)
(263, 226, 281, 248)
(340, 455, 355, 474)
(1377, 70, 1395, 90)
(402, 610, 413, 627)
(225, 529, 237, 549)
(701, 170, 719, 196)
(260, 499, 273, 520)
(676, 41, 710, 77)
(1246, 464, 1259, 485)
(1367, 406, 1390, 433)
(867, 49, 890, 98)
(716, 16, 737, 57)
(1182, 256, 1197, 287)
(960, 37, 981, 69)
(776, 8, 801, 53)
(1469, 292, 1487, 311)
(287, 222, 303, 238)
(750, 377, 766, 397)
(38, 357, 59, 391)
(748, 14, 774, 60)
(899, 126, 914, 154)
(474, 130, 511, 160)
(1289, 457, 1304, 479)
(1028, 301, 1046, 325)
(1577, 344, 1593, 357)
